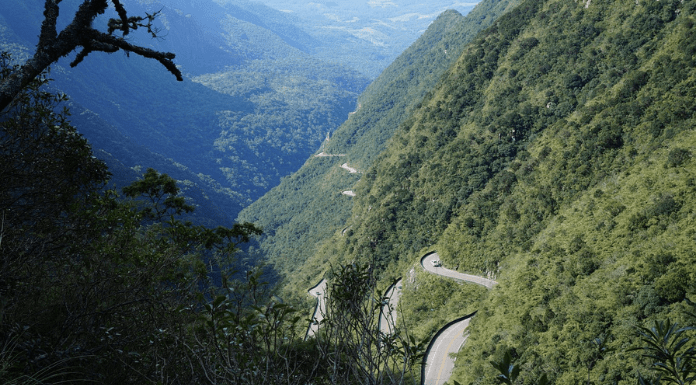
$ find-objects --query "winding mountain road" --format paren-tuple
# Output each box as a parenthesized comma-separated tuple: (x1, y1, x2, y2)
(421, 253, 497, 289)
(305, 278, 328, 340)
(305, 252, 497, 385)
(378, 279, 403, 335)
(421, 252, 497, 385)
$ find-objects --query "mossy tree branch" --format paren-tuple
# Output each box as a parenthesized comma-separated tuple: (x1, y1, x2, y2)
(0, 0, 182, 113)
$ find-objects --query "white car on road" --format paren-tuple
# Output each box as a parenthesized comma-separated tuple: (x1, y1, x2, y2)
(430, 259, 442, 267)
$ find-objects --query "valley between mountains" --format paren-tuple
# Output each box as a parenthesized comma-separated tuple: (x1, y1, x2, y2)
(3, 0, 696, 382)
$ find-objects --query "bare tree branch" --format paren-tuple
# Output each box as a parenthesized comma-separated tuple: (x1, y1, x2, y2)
(0, 0, 182, 113)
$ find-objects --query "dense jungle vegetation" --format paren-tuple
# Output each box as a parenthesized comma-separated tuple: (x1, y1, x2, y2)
(237, 0, 522, 288)
(244, 0, 696, 383)
(0, 54, 430, 384)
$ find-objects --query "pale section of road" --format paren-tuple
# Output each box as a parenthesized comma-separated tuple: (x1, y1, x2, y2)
(305, 278, 328, 340)
(339, 163, 358, 195)
(341, 163, 359, 173)
(423, 317, 471, 385)
(379, 278, 403, 335)
(421, 252, 497, 289)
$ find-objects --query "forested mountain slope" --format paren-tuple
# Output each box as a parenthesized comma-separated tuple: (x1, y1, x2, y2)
(258, 0, 696, 382)
(237, 0, 522, 283)
(66, 102, 238, 227)
(0, 0, 369, 223)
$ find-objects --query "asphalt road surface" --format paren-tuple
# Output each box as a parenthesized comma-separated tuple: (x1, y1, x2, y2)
(423, 317, 472, 385)
(305, 278, 327, 340)
(421, 252, 497, 385)
(379, 278, 403, 335)
(421, 252, 497, 289)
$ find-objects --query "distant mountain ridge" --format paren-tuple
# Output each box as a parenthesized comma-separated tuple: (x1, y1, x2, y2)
(249, 0, 481, 78)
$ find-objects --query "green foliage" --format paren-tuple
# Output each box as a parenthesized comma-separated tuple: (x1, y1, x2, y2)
(490, 350, 521, 385)
(245, 0, 696, 383)
(316, 262, 426, 385)
(184, 267, 327, 385)
(490, 318, 695, 385)
(398, 268, 487, 341)
(667, 148, 692, 168)
(123, 167, 195, 220)
(0, 64, 269, 383)
(633, 319, 696, 385)
(489, 349, 551, 385)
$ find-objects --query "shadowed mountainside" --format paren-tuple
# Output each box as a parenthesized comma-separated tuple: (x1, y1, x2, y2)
(0, 0, 370, 224)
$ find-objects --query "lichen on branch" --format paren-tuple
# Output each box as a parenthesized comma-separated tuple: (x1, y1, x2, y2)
(0, 0, 182, 113)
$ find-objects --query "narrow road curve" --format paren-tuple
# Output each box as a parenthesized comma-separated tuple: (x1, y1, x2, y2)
(340, 163, 359, 196)
(420, 252, 497, 385)
(341, 163, 359, 174)
(421, 252, 497, 289)
(305, 278, 328, 340)
(305, 252, 497, 385)
(378, 278, 403, 335)
(423, 316, 472, 385)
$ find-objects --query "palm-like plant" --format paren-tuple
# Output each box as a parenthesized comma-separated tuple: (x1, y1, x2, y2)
(633, 319, 695, 385)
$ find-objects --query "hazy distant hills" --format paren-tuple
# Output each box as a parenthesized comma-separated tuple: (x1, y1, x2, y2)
(249, 0, 480, 77)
